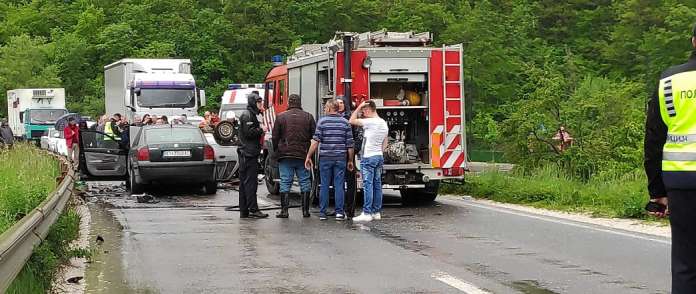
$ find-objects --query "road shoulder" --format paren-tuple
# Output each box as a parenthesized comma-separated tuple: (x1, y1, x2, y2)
(441, 195, 671, 239)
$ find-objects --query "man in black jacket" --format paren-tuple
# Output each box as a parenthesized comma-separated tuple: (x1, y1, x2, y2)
(272, 94, 316, 218)
(237, 93, 269, 218)
(644, 24, 696, 293)
(338, 96, 361, 218)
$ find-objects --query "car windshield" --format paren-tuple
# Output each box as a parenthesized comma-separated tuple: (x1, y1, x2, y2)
(30, 109, 67, 124)
(145, 128, 204, 144)
(137, 89, 195, 108)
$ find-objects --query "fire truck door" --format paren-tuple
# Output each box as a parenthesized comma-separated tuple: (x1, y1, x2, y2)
(430, 45, 467, 171)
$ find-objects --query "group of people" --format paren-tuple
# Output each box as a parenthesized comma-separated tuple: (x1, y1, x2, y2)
(198, 111, 221, 131)
(237, 91, 388, 222)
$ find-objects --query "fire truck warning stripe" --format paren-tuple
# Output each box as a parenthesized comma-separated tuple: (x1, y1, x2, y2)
(443, 150, 462, 169)
(445, 125, 461, 148)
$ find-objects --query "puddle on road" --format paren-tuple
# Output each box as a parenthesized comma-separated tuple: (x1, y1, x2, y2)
(85, 203, 155, 294)
(508, 280, 559, 294)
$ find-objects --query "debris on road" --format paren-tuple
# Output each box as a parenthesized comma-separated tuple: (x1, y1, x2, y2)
(66, 276, 83, 284)
(134, 193, 159, 204)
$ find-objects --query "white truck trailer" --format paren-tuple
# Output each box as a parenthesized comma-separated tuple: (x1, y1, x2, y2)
(6, 88, 67, 141)
(104, 59, 206, 123)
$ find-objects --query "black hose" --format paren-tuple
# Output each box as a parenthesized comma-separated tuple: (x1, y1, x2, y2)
(224, 205, 301, 212)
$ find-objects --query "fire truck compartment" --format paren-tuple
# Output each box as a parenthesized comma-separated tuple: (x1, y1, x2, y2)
(370, 80, 427, 103)
(370, 73, 426, 83)
(378, 107, 429, 164)
(369, 57, 428, 73)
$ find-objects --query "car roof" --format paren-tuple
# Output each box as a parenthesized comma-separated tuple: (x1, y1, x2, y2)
(141, 124, 199, 130)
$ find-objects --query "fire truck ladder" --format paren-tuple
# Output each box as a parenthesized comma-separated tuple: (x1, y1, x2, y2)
(442, 44, 467, 169)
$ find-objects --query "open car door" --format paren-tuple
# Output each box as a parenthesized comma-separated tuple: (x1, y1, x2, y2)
(78, 129, 128, 180)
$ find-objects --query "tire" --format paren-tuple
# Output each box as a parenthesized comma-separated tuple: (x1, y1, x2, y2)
(213, 121, 235, 144)
(264, 156, 280, 195)
(400, 180, 439, 205)
(203, 181, 218, 194)
(129, 169, 145, 194)
(125, 174, 131, 190)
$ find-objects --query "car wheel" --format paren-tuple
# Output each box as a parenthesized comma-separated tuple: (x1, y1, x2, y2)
(400, 180, 439, 206)
(264, 156, 280, 195)
(214, 121, 235, 144)
(203, 181, 218, 195)
(129, 169, 145, 194)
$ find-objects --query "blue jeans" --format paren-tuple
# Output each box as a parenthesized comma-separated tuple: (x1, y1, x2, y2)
(319, 159, 346, 216)
(279, 158, 311, 193)
(361, 155, 384, 214)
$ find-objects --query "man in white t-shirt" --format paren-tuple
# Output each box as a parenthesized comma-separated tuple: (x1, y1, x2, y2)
(349, 100, 389, 222)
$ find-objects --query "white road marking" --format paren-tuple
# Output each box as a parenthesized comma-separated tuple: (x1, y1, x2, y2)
(432, 272, 491, 293)
(458, 200, 671, 245)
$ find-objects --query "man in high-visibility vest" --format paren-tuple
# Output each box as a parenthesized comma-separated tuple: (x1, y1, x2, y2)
(104, 113, 123, 141)
(644, 24, 696, 293)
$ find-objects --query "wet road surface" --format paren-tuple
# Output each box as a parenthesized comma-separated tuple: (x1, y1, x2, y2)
(83, 182, 670, 293)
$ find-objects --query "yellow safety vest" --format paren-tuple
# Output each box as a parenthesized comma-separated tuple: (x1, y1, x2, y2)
(659, 71, 696, 171)
(104, 122, 120, 141)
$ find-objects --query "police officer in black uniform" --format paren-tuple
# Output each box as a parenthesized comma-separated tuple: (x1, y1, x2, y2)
(644, 24, 696, 293)
(238, 93, 269, 218)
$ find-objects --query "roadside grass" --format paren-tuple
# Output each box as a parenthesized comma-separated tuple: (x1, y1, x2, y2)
(0, 143, 60, 233)
(0, 144, 83, 293)
(7, 208, 82, 293)
(442, 165, 647, 219)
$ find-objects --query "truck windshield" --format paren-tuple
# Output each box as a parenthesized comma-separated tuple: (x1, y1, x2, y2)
(30, 109, 67, 125)
(137, 89, 195, 108)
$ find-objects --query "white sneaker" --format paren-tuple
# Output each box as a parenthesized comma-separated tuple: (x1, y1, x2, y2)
(352, 213, 373, 222)
(372, 212, 381, 220)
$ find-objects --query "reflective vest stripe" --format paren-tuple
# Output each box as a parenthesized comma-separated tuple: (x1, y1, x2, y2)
(662, 160, 696, 172)
(663, 152, 696, 161)
(664, 79, 676, 117)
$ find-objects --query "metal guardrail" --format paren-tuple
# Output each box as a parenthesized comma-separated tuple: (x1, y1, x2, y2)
(0, 154, 75, 292)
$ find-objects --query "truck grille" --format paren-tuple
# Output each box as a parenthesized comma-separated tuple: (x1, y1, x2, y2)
(31, 130, 46, 138)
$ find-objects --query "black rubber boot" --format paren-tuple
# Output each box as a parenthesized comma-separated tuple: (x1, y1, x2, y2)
(276, 193, 289, 218)
(301, 192, 310, 217)
(249, 211, 269, 218)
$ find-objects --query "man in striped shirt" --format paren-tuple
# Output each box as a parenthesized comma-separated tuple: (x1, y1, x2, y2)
(305, 99, 355, 220)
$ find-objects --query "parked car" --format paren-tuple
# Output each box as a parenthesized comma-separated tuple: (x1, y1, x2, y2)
(42, 129, 67, 156)
(79, 124, 217, 194)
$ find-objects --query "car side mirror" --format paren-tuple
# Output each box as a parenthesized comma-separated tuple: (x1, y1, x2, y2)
(199, 89, 206, 107)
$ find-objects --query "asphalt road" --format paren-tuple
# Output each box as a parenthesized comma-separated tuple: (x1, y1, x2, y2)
(83, 182, 671, 294)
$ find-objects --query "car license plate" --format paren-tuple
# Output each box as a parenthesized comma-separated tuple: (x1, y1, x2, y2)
(163, 150, 191, 157)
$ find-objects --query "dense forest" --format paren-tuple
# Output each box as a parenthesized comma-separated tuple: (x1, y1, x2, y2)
(1, 0, 696, 178)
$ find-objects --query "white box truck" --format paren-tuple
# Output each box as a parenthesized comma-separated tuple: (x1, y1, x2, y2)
(104, 59, 206, 124)
(6, 88, 68, 141)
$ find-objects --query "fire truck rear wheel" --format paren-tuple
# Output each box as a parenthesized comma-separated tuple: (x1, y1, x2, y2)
(264, 156, 280, 195)
(400, 181, 439, 205)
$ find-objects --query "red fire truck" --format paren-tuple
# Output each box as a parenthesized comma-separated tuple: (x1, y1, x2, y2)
(262, 30, 467, 203)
